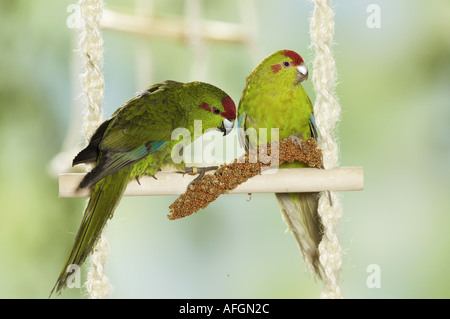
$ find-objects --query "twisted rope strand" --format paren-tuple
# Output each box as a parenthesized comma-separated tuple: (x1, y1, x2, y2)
(310, 0, 343, 299)
(79, 0, 111, 299)
(80, 0, 104, 138)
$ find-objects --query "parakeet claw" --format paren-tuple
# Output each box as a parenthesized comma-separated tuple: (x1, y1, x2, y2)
(179, 166, 219, 189)
(135, 174, 158, 186)
(177, 167, 196, 176)
(288, 134, 304, 151)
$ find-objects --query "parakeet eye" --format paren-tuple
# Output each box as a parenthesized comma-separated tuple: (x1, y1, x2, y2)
(213, 107, 221, 115)
(282, 61, 291, 68)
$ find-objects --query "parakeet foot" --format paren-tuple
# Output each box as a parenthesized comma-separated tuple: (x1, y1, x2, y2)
(135, 174, 157, 186)
(178, 166, 219, 188)
(177, 166, 197, 176)
(288, 134, 304, 151)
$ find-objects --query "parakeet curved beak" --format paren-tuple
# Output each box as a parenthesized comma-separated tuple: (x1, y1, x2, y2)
(219, 118, 234, 136)
(296, 62, 309, 83)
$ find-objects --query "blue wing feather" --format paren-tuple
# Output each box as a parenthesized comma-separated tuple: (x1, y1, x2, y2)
(147, 141, 166, 154)
(309, 113, 319, 140)
(237, 113, 247, 150)
(79, 141, 167, 188)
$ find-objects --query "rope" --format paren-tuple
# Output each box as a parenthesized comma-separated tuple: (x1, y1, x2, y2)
(309, 0, 343, 299)
(79, 0, 111, 299)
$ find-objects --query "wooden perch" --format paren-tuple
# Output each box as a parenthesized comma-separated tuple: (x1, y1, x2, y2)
(59, 138, 363, 220)
(59, 166, 363, 198)
(59, 138, 364, 211)
(101, 9, 250, 44)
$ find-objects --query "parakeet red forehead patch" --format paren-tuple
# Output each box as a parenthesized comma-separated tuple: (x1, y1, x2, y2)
(199, 97, 236, 120)
(221, 96, 236, 120)
(283, 50, 304, 66)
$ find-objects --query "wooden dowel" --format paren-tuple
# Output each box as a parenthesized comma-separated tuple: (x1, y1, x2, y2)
(59, 167, 363, 198)
(101, 9, 249, 44)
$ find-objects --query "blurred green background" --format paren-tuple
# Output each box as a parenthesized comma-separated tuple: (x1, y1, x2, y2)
(1, 0, 449, 298)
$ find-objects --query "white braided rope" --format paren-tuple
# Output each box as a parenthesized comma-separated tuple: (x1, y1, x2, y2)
(79, 0, 111, 299)
(309, 0, 343, 299)
(79, 0, 104, 137)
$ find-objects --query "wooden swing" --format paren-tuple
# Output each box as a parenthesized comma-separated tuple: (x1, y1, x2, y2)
(56, 0, 363, 299)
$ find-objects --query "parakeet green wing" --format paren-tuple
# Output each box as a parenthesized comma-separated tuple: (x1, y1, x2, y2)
(75, 81, 191, 188)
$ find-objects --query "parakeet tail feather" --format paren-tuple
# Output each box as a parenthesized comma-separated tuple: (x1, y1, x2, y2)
(276, 192, 324, 279)
(50, 168, 131, 297)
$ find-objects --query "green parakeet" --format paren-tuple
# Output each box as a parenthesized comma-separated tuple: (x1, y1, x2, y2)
(238, 50, 324, 278)
(51, 80, 236, 296)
